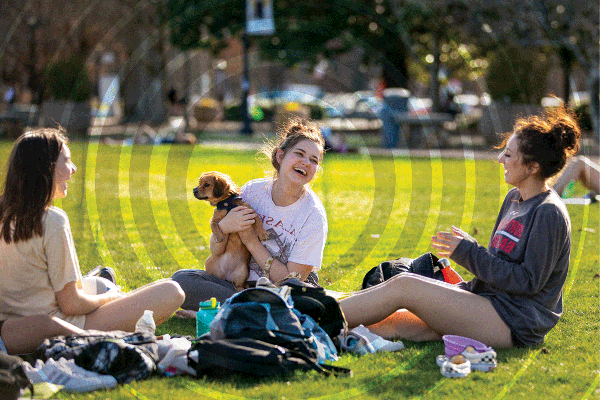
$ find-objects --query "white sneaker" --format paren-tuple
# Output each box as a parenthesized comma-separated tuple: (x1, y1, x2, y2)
(337, 330, 375, 355)
(436, 346, 497, 372)
(24, 357, 118, 392)
(352, 325, 404, 352)
(439, 355, 471, 378)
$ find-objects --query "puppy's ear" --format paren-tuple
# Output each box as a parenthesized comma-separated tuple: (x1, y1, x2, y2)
(213, 175, 226, 198)
(226, 176, 240, 196)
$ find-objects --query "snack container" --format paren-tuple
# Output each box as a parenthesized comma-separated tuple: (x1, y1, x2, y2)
(442, 335, 492, 357)
(196, 297, 220, 336)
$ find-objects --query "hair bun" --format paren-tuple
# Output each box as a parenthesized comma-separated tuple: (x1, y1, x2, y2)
(549, 112, 580, 156)
(287, 122, 303, 137)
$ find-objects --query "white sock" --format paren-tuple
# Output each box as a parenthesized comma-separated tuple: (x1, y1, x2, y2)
(352, 325, 404, 352)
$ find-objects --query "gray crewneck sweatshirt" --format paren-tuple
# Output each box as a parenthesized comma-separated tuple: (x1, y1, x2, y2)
(452, 188, 571, 346)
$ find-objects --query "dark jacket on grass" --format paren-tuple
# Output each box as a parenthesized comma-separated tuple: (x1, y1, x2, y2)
(452, 188, 570, 347)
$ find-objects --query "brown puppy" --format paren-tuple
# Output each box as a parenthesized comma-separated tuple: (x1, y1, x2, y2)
(193, 171, 269, 290)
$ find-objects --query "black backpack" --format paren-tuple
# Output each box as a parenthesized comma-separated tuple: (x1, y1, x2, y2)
(362, 252, 446, 289)
(209, 282, 339, 364)
(188, 337, 352, 378)
(278, 278, 347, 340)
(0, 353, 33, 400)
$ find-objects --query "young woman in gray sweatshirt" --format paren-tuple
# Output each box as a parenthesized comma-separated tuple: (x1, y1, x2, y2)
(340, 106, 581, 348)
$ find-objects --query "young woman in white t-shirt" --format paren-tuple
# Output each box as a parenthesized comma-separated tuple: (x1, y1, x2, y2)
(173, 118, 327, 310)
(0, 129, 184, 353)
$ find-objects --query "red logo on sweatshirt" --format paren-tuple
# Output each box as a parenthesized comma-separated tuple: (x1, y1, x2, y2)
(490, 219, 524, 254)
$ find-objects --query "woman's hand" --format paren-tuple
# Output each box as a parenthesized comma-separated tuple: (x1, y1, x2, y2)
(100, 290, 125, 305)
(431, 225, 466, 258)
(217, 206, 258, 234)
(56, 281, 124, 316)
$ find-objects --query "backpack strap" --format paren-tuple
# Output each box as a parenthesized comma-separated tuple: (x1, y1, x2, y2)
(320, 363, 353, 377)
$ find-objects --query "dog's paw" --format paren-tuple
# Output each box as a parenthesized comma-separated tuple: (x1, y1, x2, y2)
(258, 231, 270, 241)
(213, 232, 225, 243)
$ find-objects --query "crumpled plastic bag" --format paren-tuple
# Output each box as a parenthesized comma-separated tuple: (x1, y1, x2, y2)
(156, 335, 195, 376)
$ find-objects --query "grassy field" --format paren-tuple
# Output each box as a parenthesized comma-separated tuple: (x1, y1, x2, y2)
(1, 140, 597, 400)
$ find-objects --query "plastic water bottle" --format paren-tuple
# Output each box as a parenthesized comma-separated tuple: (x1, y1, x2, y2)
(562, 181, 576, 199)
(439, 258, 463, 284)
(135, 310, 156, 335)
(196, 297, 220, 337)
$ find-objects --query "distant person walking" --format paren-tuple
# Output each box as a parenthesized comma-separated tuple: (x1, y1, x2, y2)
(3, 86, 15, 110)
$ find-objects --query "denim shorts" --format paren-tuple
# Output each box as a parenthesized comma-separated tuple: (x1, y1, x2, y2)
(0, 320, 7, 353)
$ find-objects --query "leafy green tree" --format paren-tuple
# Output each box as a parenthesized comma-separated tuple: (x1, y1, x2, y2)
(460, 0, 598, 137)
(485, 46, 551, 104)
(167, 0, 414, 88)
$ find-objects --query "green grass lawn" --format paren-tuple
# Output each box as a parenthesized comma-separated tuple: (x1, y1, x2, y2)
(0, 140, 597, 399)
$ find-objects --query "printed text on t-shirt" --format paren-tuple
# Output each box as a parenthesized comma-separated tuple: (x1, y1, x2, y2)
(259, 214, 297, 237)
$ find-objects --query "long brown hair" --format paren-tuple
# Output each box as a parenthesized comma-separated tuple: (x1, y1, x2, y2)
(0, 128, 67, 243)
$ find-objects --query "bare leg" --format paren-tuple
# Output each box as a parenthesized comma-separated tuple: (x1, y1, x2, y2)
(553, 156, 600, 195)
(339, 274, 513, 348)
(84, 279, 184, 331)
(367, 309, 442, 342)
(2, 315, 85, 355)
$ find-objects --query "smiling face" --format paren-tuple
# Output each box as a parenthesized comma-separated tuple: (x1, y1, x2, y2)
(276, 139, 323, 187)
(53, 145, 76, 199)
(497, 134, 533, 188)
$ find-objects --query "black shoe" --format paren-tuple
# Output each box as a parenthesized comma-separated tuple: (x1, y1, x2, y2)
(87, 266, 117, 284)
(584, 191, 599, 203)
(98, 267, 116, 284)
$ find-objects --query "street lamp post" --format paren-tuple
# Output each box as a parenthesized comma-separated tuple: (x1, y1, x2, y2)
(184, 50, 191, 132)
(27, 16, 40, 104)
(240, 5, 253, 135)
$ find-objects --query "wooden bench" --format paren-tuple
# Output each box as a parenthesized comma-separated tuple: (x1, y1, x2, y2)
(0, 108, 38, 139)
(392, 112, 454, 148)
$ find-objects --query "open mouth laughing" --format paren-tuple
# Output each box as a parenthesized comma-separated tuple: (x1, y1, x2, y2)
(293, 167, 307, 176)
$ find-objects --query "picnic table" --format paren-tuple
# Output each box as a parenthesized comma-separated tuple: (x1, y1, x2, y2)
(392, 112, 454, 148)
(0, 107, 38, 139)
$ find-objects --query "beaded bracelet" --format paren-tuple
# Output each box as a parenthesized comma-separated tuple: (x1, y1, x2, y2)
(263, 256, 275, 275)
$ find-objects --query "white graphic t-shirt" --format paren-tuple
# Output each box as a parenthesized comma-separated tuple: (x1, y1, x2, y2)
(241, 178, 327, 281)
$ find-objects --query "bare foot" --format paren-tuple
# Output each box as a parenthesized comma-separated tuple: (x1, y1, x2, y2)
(175, 309, 196, 319)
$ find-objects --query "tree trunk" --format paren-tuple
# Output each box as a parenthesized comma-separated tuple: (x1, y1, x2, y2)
(382, 44, 409, 89)
(559, 47, 572, 104)
(431, 32, 441, 113)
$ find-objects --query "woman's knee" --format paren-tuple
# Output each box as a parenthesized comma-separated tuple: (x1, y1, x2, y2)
(172, 269, 207, 287)
(162, 280, 185, 307)
(386, 272, 422, 289)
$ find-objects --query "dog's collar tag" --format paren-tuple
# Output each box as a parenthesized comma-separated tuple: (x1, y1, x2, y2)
(216, 194, 242, 212)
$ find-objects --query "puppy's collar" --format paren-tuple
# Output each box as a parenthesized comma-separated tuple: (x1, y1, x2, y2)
(216, 194, 242, 212)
